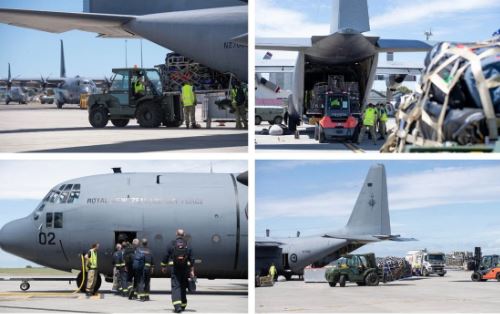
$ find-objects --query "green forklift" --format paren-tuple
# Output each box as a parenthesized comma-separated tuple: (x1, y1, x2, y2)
(325, 253, 381, 287)
(87, 67, 183, 128)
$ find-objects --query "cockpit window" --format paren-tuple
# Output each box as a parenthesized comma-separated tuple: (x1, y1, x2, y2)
(54, 212, 63, 228)
(46, 212, 53, 228)
(67, 184, 81, 203)
(44, 184, 81, 204)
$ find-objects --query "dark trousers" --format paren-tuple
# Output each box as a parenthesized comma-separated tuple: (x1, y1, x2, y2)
(126, 263, 134, 292)
(133, 268, 143, 297)
(119, 268, 128, 294)
(171, 269, 189, 309)
(139, 268, 151, 297)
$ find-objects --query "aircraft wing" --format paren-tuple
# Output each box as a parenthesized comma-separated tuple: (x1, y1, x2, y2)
(255, 237, 285, 247)
(0, 78, 64, 89)
(377, 39, 433, 52)
(323, 233, 417, 242)
(0, 8, 137, 38)
(256, 37, 312, 51)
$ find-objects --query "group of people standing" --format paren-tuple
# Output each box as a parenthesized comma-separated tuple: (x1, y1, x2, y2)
(84, 229, 195, 313)
(357, 102, 389, 145)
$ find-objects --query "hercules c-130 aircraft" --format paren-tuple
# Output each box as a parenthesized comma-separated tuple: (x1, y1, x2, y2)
(255, 164, 415, 280)
(0, 169, 248, 292)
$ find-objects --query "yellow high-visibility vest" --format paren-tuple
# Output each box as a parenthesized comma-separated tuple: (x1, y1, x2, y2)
(134, 81, 145, 94)
(182, 84, 195, 107)
(269, 265, 277, 277)
(380, 108, 388, 122)
(363, 108, 376, 126)
(88, 249, 97, 270)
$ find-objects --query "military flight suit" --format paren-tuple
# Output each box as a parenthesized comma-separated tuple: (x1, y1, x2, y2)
(131, 247, 145, 300)
(162, 237, 194, 313)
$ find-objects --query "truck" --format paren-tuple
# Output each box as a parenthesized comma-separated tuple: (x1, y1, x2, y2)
(325, 253, 381, 287)
(87, 67, 183, 128)
(255, 106, 285, 125)
(405, 250, 447, 277)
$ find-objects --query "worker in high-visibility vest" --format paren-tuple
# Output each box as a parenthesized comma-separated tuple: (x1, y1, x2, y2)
(357, 103, 377, 145)
(84, 243, 99, 297)
(134, 75, 146, 99)
(269, 263, 278, 282)
(377, 103, 389, 140)
(230, 82, 248, 129)
(181, 83, 199, 129)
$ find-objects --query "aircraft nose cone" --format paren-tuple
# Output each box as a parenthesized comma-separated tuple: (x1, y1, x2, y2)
(0, 218, 29, 255)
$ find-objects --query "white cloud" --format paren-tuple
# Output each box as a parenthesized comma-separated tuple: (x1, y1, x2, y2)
(0, 160, 247, 200)
(371, 0, 500, 30)
(255, 0, 329, 37)
(256, 165, 500, 220)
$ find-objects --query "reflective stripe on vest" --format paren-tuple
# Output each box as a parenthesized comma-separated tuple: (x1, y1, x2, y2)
(182, 85, 195, 106)
(363, 108, 376, 126)
(89, 249, 97, 269)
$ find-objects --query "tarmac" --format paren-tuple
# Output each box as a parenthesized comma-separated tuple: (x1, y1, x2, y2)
(255, 120, 396, 154)
(255, 270, 500, 313)
(0, 275, 247, 313)
(0, 103, 247, 153)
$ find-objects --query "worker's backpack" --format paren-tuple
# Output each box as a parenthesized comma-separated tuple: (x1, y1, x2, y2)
(123, 245, 135, 264)
(235, 86, 246, 106)
(133, 249, 145, 270)
(172, 238, 188, 266)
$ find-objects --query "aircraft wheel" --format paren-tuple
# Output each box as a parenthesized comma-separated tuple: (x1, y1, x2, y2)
(273, 116, 283, 125)
(328, 281, 337, 287)
(365, 272, 379, 286)
(471, 272, 482, 282)
(111, 119, 129, 128)
(89, 107, 109, 128)
(319, 126, 326, 143)
(255, 116, 262, 125)
(76, 271, 101, 293)
(20, 282, 30, 291)
(339, 275, 346, 287)
(137, 103, 162, 128)
(94, 273, 102, 293)
(283, 273, 292, 281)
(439, 273, 445, 277)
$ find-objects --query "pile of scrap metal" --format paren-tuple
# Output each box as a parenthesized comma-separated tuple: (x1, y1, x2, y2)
(445, 251, 474, 269)
(376, 257, 412, 282)
(156, 53, 231, 92)
(381, 38, 500, 152)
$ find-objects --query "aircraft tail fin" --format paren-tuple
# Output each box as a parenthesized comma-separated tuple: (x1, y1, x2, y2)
(344, 164, 391, 236)
(60, 40, 66, 78)
(83, 0, 245, 15)
(330, 0, 370, 34)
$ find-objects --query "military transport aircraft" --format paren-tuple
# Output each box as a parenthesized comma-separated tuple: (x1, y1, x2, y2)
(255, 164, 415, 280)
(256, 0, 432, 117)
(0, 41, 101, 108)
(0, 0, 248, 82)
(0, 169, 248, 292)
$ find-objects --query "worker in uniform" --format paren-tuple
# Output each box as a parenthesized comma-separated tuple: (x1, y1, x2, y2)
(181, 82, 199, 129)
(268, 263, 277, 282)
(230, 82, 248, 129)
(134, 75, 146, 99)
(112, 243, 124, 295)
(377, 103, 388, 140)
(129, 238, 141, 299)
(84, 243, 99, 297)
(123, 239, 137, 298)
(136, 238, 154, 302)
(162, 229, 195, 313)
(119, 240, 130, 296)
(357, 103, 377, 145)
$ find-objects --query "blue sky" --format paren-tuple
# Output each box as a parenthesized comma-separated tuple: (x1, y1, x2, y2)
(256, 160, 500, 257)
(255, 0, 500, 90)
(0, 0, 171, 78)
(0, 160, 247, 267)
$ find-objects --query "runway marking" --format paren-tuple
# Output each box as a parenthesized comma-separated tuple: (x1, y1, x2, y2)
(344, 143, 365, 153)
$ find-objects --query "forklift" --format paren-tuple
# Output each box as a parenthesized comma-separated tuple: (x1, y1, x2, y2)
(470, 247, 500, 282)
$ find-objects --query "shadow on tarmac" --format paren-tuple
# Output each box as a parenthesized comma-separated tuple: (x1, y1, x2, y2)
(0, 126, 241, 135)
(0, 305, 96, 313)
(27, 133, 248, 153)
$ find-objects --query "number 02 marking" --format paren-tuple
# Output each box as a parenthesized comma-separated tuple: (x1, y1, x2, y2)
(38, 232, 56, 245)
